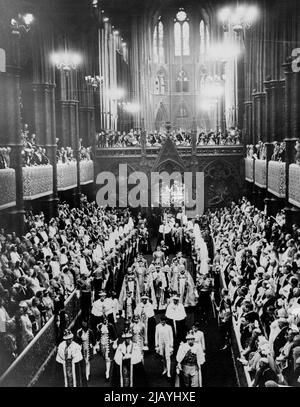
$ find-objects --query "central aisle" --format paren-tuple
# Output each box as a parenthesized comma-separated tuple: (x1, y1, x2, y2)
(35, 250, 237, 387)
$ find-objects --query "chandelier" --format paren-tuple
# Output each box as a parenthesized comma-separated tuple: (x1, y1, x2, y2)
(11, 13, 34, 35)
(218, 4, 259, 34)
(85, 75, 104, 89)
(51, 50, 82, 71)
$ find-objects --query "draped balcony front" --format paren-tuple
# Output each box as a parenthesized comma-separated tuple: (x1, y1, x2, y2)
(96, 145, 245, 158)
(0, 168, 16, 210)
(268, 161, 286, 198)
(22, 165, 53, 200)
(254, 159, 267, 188)
(289, 164, 300, 208)
(57, 162, 78, 191)
(245, 157, 254, 182)
(80, 160, 94, 185)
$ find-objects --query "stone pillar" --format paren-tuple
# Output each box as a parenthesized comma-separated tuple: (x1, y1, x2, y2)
(79, 106, 95, 146)
(243, 100, 253, 145)
(5, 31, 25, 234)
(32, 82, 58, 217)
(264, 141, 277, 216)
(140, 118, 146, 157)
(263, 79, 272, 144)
(252, 92, 266, 142)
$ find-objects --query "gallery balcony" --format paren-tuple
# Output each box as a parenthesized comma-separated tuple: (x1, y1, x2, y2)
(244, 140, 300, 208)
(95, 144, 245, 158)
(0, 168, 16, 210)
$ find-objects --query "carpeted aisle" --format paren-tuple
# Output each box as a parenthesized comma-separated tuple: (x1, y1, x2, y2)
(35, 250, 237, 387)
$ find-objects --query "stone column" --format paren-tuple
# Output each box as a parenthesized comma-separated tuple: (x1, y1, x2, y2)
(263, 78, 272, 144)
(32, 82, 58, 218)
(252, 91, 266, 142)
(79, 106, 95, 146)
(5, 31, 25, 234)
(243, 100, 253, 145)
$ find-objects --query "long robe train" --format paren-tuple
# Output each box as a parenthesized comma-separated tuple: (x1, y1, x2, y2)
(55, 359, 87, 387)
(111, 361, 148, 387)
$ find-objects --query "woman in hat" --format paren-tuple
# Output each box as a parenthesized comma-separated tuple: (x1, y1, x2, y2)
(56, 329, 86, 387)
(15, 301, 34, 354)
(112, 331, 147, 387)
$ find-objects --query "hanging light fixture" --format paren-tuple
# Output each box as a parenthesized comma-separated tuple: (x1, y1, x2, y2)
(218, 3, 259, 34)
(10, 13, 34, 35)
(85, 75, 104, 89)
(51, 50, 82, 71)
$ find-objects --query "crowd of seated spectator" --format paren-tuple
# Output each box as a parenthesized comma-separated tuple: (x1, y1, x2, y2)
(0, 147, 11, 169)
(96, 126, 242, 149)
(197, 127, 241, 146)
(97, 130, 141, 148)
(56, 144, 92, 163)
(210, 198, 300, 386)
(0, 195, 135, 374)
(246, 141, 286, 162)
(21, 124, 49, 167)
(271, 142, 286, 162)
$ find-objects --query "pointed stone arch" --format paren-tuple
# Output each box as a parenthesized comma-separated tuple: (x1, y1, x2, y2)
(155, 102, 168, 131)
(174, 100, 190, 131)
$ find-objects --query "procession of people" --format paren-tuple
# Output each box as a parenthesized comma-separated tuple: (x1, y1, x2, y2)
(54, 209, 212, 387)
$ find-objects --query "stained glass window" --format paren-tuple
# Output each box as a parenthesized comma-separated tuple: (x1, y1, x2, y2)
(153, 19, 164, 63)
(174, 22, 181, 56)
(200, 20, 205, 55)
(200, 19, 210, 56)
(174, 9, 190, 57)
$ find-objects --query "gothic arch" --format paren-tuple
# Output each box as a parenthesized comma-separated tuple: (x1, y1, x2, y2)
(155, 103, 168, 131)
(174, 100, 190, 131)
(156, 158, 186, 173)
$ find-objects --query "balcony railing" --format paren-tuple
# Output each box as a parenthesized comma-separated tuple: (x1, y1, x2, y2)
(0, 290, 80, 387)
(0, 168, 16, 210)
(80, 160, 94, 185)
(245, 157, 254, 182)
(254, 159, 267, 188)
(22, 165, 53, 200)
(96, 145, 245, 157)
(289, 164, 300, 208)
(268, 161, 286, 198)
(57, 161, 77, 191)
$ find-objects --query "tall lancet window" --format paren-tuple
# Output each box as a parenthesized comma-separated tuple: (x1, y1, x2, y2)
(176, 70, 189, 92)
(174, 9, 190, 56)
(200, 19, 210, 55)
(153, 18, 164, 63)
